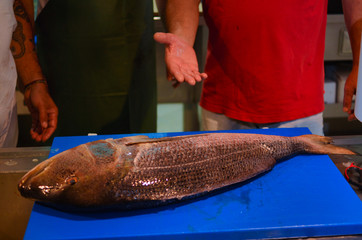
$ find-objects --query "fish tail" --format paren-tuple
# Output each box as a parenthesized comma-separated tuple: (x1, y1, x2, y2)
(296, 134, 356, 155)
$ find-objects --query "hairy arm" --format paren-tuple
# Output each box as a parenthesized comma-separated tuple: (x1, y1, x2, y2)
(342, 0, 362, 120)
(11, 0, 58, 142)
(154, 0, 207, 86)
(158, 0, 201, 45)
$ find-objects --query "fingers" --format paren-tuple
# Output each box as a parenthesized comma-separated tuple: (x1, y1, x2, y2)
(40, 127, 55, 142)
(38, 106, 49, 129)
(343, 67, 358, 121)
(169, 70, 185, 83)
(184, 72, 198, 85)
(167, 63, 207, 86)
(29, 106, 58, 142)
(343, 91, 357, 121)
(343, 82, 357, 121)
(41, 110, 58, 142)
(348, 113, 357, 121)
(169, 71, 207, 86)
(30, 112, 57, 142)
(200, 72, 208, 79)
(168, 70, 196, 86)
(170, 70, 207, 86)
(343, 87, 354, 114)
(29, 107, 42, 142)
(29, 102, 47, 142)
(30, 128, 42, 142)
(30, 121, 43, 142)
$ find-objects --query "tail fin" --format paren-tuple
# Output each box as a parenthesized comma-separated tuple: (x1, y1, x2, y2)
(296, 134, 356, 155)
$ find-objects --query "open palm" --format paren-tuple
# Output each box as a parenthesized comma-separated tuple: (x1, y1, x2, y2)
(154, 32, 207, 86)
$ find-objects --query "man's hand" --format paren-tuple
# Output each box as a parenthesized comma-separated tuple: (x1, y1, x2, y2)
(24, 82, 58, 142)
(154, 32, 207, 87)
(343, 65, 358, 121)
(342, 0, 362, 121)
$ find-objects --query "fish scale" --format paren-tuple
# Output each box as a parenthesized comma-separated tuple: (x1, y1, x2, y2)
(113, 134, 295, 201)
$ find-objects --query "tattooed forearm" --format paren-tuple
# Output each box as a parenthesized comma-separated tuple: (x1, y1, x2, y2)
(13, 0, 31, 23)
(11, 21, 26, 58)
(11, 0, 45, 88)
(11, 0, 32, 59)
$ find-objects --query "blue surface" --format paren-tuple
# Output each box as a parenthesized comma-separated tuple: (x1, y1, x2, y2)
(24, 128, 362, 240)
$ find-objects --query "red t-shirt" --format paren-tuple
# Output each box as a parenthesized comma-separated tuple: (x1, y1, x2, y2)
(200, 0, 327, 123)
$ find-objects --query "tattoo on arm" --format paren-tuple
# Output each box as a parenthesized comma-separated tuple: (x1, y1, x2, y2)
(13, 0, 31, 23)
(11, 0, 32, 59)
(11, 21, 25, 58)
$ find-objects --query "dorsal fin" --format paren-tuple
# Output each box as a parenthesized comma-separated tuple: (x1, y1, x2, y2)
(124, 134, 209, 146)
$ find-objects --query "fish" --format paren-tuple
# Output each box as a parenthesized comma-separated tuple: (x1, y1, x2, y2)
(18, 133, 355, 211)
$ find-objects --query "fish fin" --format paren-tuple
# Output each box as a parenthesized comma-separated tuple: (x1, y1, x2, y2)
(297, 134, 356, 155)
(124, 134, 209, 146)
(118, 135, 151, 144)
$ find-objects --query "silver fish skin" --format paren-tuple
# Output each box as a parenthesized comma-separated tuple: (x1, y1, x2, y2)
(18, 133, 354, 209)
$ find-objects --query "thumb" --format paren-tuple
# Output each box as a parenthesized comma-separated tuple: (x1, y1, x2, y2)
(38, 106, 49, 129)
(154, 32, 173, 45)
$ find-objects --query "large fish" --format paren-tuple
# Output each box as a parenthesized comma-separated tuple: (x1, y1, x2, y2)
(18, 133, 355, 210)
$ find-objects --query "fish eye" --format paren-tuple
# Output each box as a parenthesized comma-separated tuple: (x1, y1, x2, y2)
(66, 176, 78, 185)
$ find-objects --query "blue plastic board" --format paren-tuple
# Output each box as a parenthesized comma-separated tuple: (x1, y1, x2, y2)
(23, 128, 362, 240)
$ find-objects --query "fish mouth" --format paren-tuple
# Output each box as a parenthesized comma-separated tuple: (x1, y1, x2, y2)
(18, 159, 62, 200)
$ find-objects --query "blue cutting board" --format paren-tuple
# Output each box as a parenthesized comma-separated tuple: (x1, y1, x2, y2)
(23, 128, 362, 240)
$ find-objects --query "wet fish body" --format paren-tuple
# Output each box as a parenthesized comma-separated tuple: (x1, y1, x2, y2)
(18, 133, 354, 210)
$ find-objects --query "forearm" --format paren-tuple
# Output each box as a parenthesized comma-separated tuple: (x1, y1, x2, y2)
(157, 0, 200, 46)
(342, 0, 362, 67)
(11, 0, 45, 92)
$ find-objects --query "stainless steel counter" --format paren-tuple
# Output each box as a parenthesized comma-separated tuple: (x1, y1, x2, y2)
(0, 147, 50, 240)
(0, 146, 50, 173)
(328, 135, 362, 201)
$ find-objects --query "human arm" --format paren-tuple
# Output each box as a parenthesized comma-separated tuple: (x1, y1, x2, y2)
(154, 0, 207, 86)
(11, 0, 58, 142)
(342, 0, 362, 121)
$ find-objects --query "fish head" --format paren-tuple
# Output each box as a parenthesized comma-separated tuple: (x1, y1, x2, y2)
(18, 145, 107, 207)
